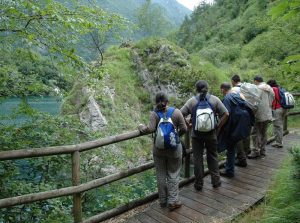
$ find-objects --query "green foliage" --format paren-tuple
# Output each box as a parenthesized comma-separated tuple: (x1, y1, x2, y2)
(290, 146, 300, 178)
(176, 0, 300, 91)
(235, 155, 300, 223)
(0, 48, 73, 97)
(60, 81, 89, 115)
(269, 0, 300, 20)
(135, 0, 174, 37)
(0, 112, 93, 223)
(1, 0, 129, 68)
(261, 156, 300, 223)
(83, 170, 156, 217)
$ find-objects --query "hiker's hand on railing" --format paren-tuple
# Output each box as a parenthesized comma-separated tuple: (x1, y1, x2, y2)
(184, 117, 192, 129)
(138, 124, 148, 134)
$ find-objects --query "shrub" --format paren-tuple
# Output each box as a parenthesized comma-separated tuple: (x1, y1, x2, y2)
(290, 146, 300, 178)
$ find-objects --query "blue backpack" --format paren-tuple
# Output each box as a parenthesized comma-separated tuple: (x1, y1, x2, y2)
(278, 88, 295, 109)
(155, 107, 179, 150)
(192, 95, 217, 133)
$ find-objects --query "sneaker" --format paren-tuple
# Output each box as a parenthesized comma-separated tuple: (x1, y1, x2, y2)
(159, 202, 167, 208)
(235, 160, 247, 167)
(212, 181, 222, 188)
(272, 143, 283, 148)
(194, 183, 203, 191)
(260, 153, 266, 158)
(220, 170, 234, 178)
(168, 201, 182, 211)
(247, 151, 260, 159)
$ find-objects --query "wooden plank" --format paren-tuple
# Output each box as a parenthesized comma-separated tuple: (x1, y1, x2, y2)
(247, 160, 279, 169)
(126, 218, 142, 223)
(239, 164, 274, 175)
(146, 209, 177, 223)
(180, 189, 239, 216)
(234, 170, 271, 184)
(152, 204, 193, 223)
(202, 184, 257, 204)
(179, 195, 227, 218)
(234, 166, 274, 178)
(253, 158, 283, 167)
(213, 179, 263, 200)
(173, 204, 212, 223)
(136, 213, 159, 223)
(220, 177, 266, 194)
(225, 174, 267, 189)
(184, 186, 246, 211)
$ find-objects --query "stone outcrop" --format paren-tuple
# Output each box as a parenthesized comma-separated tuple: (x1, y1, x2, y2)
(79, 88, 107, 131)
(133, 42, 190, 101)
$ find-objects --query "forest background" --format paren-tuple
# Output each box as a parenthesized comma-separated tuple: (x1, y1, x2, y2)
(0, 0, 299, 222)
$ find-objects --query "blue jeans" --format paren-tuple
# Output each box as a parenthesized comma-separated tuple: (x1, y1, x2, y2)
(225, 145, 236, 176)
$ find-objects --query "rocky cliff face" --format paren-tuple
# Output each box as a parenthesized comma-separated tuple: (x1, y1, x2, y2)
(132, 39, 192, 102)
(79, 88, 108, 131)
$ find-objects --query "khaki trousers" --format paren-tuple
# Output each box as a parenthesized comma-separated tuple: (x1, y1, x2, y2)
(272, 108, 285, 146)
(153, 144, 182, 204)
(251, 121, 270, 155)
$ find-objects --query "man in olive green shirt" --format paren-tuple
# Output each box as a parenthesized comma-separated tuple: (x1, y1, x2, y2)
(180, 80, 229, 191)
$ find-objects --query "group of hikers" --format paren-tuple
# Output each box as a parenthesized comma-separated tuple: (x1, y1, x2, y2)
(138, 74, 294, 211)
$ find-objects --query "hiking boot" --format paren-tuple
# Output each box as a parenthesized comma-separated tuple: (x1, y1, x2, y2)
(235, 159, 247, 167)
(168, 201, 182, 211)
(260, 152, 266, 158)
(212, 181, 222, 188)
(247, 151, 260, 159)
(194, 183, 203, 191)
(220, 170, 234, 178)
(159, 202, 167, 208)
(272, 143, 283, 148)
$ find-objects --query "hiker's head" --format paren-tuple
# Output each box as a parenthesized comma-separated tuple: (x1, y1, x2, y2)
(195, 80, 208, 100)
(253, 75, 263, 85)
(267, 79, 278, 87)
(231, 74, 241, 86)
(220, 82, 231, 95)
(155, 92, 169, 111)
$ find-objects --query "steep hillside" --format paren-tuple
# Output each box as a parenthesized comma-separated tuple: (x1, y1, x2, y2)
(97, 0, 191, 26)
(177, 0, 300, 90)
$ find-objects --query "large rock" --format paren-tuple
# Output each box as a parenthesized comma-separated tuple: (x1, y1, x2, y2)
(79, 88, 107, 131)
(133, 43, 189, 101)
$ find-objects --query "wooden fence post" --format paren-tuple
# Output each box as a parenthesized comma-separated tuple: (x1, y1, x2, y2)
(72, 151, 82, 223)
(184, 130, 191, 178)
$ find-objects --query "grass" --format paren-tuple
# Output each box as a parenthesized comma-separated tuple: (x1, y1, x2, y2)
(234, 147, 300, 223)
(288, 116, 300, 129)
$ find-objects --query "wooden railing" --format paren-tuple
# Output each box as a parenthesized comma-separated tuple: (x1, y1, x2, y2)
(0, 93, 299, 223)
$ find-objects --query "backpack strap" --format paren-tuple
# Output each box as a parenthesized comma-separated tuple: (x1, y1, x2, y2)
(195, 95, 214, 112)
(166, 107, 175, 119)
(155, 107, 175, 119)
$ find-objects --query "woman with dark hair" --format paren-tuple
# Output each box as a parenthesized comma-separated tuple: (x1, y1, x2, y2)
(138, 92, 187, 211)
(267, 79, 285, 148)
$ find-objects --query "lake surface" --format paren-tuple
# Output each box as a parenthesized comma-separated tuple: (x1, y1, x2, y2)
(0, 96, 62, 125)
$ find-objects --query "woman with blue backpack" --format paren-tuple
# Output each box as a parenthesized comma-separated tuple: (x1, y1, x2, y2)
(138, 92, 187, 211)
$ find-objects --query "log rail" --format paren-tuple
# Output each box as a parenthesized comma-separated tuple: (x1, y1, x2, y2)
(0, 93, 299, 223)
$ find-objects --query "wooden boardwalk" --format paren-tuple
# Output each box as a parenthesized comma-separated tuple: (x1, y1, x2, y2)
(123, 132, 300, 223)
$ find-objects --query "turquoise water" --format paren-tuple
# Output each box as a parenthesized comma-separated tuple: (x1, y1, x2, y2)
(0, 96, 62, 125)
